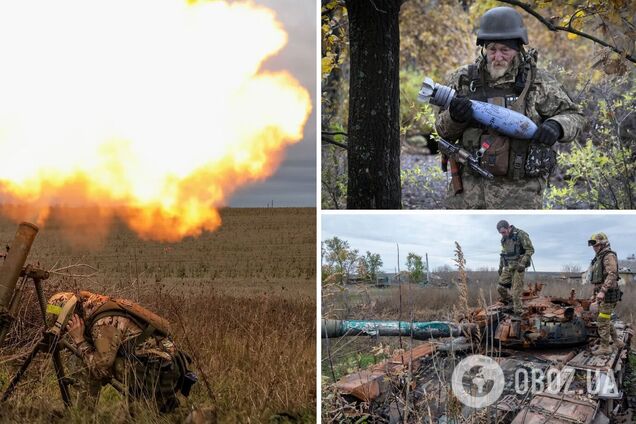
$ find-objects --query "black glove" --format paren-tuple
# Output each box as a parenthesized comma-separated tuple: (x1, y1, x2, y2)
(449, 96, 472, 123)
(516, 264, 526, 272)
(533, 120, 562, 146)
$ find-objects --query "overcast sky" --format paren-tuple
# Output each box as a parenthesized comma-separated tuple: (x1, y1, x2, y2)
(322, 213, 636, 272)
(230, 1, 316, 207)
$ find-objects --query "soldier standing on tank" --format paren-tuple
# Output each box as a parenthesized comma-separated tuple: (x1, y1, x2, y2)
(588, 233, 625, 356)
(435, 7, 585, 209)
(46, 291, 196, 413)
(497, 220, 534, 315)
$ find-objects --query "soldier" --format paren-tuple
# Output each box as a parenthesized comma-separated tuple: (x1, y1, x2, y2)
(588, 233, 624, 356)
(497, 220, 534, 315)
(435, 7, 585, 209)
(46, 291, 197, 412)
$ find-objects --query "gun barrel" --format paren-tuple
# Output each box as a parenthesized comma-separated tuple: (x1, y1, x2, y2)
(0, 222, 39, 345)
(322, 319, 473, 341)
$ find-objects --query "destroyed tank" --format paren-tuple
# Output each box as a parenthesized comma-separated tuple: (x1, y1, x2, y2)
(322, 283, 634, 423)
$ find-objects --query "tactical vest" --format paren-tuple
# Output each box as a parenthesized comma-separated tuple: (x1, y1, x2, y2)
(85, 297, 172, 345)
(590, 249, 621, 302)
(501, 228, 525, 263)
(457, 52, 537, 180)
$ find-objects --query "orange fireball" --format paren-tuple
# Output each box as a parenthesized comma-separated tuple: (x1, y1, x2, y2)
(0, 0, 311, 242)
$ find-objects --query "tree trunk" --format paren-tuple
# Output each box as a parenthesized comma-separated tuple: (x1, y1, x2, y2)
(345, 0, 402, 209)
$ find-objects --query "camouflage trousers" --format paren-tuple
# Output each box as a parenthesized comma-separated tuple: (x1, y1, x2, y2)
(498, 266, 524, 314)
(597, 301, 618, 347)
(445, 173, 544, 209)
(68, 354, 181, 413)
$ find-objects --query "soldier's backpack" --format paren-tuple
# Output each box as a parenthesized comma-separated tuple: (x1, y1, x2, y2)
(85, 297, 172, 341)
(84, 297, 198, 399)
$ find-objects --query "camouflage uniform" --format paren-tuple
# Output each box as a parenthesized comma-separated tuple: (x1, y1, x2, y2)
(435, 54, 585, 209)
(48, 291, 183, 413)
(590, 246, 621, 349)
(498, 226, 534, 314)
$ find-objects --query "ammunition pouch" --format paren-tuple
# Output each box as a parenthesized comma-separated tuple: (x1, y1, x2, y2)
(508, 140, 527, 180)
(525, 143, 556, 177)
(605, 287, 621, 303)
(479, 134, 509, 176)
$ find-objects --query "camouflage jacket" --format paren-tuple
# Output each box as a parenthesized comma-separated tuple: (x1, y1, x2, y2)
(591, 245, 619, 293)
(73, 293, 176, 381)
(435, 53, 585, 148)
(499, 226, 534, 270)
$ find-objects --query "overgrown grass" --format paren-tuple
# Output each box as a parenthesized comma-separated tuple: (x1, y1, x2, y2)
(322, 276, 636, 421)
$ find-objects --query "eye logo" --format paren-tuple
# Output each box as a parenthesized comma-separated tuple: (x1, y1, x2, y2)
(451, 355, 505, 408)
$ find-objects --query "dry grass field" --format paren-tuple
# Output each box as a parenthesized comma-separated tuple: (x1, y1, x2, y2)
(0, 207, 316, 423)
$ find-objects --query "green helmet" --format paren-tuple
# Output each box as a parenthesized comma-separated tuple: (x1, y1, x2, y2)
(476, 7, 528, 46)
(588, 232, 609, 246)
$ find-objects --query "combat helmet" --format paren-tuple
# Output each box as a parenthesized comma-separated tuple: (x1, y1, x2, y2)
(588, 232, 609, 246)
(46, 292, 79, 336)
(476, 7, 528, 46)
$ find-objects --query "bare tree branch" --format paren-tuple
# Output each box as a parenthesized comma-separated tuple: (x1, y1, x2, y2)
(322, 136, 348, 150)
(497, 0, 636, 63)
(322, 130, 348, 137)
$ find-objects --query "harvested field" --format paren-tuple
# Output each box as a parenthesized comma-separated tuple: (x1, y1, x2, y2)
(0, 207, 316, 423)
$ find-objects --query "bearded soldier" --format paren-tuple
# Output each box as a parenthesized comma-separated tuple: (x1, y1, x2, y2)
(46, 291, 197, 412)
(435, 7, 585, 209)
(497, 220, 534, 315)
(587, 233, 624, 356)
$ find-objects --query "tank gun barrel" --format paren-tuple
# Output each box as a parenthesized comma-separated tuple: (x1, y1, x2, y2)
(322, 319, 476, 341)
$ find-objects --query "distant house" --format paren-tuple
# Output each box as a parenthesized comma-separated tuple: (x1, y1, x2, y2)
(346, 274, 369, 285)
(618, 260, 636, 285)
(376, 274, 390, 287)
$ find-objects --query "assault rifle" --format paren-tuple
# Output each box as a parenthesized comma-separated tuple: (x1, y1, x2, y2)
(437, 138, 493, 194)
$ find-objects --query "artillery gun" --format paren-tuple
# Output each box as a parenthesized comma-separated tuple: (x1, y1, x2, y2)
(323, 283, 634, 423)
(0, 222, 125, 406)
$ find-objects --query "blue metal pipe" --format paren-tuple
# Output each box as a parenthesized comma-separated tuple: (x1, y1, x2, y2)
(322, 319, 474, 341)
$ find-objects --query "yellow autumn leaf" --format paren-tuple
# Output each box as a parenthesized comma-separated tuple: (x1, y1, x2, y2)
(322, 56, 335, 76)
(567, 32, 578, 40)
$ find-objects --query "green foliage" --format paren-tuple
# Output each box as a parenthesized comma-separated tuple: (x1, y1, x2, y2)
(546, 79, 635, 209)
(406, 252, 425, 284)
(400, 68, 437, 136)
(358, 251, 383, 283)
(328, 351, 385, 381)
(322, 237, 359, 284)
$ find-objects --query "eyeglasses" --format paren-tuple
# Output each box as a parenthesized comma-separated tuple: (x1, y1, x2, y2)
(588, 240, 597, 246)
